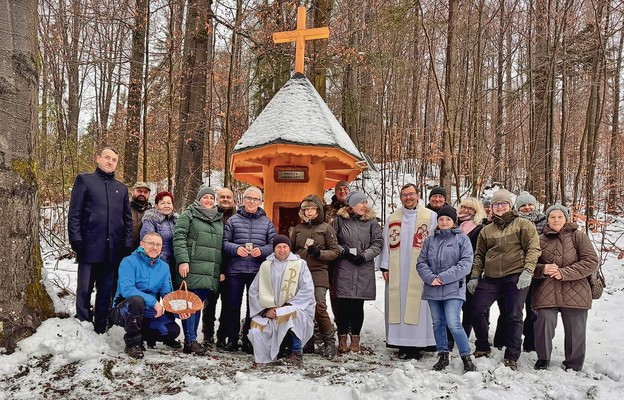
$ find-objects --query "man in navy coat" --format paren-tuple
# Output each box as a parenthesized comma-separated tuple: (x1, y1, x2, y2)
(68, 147, 133, 333)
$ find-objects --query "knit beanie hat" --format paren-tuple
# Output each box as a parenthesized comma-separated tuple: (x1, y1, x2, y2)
(272, 234, 292, 251)
(491, 189, 512, 206)
(545, 204, 570, 221)
(515, 191, 537, 210)
(482, 196, 492, 207)
(429, 186, 447, 200)
(346, 191, 367, 207)
(196, 184, 216, 201)
(437, 205, 458, 224)
(335, 181, 349, 190)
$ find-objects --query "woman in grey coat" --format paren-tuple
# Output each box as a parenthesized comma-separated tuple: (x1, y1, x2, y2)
(331, 191, 383, 353)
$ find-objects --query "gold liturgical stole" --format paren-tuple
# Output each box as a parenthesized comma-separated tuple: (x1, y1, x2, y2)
(258, 259, 302, 309)
(388, 206, 433, 324)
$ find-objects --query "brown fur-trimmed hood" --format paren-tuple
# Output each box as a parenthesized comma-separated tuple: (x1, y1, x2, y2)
(336, 206, 377, 221)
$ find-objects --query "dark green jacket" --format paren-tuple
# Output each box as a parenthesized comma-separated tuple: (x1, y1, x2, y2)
(173, 203, 223, 292)
(471, 210, 541, 279)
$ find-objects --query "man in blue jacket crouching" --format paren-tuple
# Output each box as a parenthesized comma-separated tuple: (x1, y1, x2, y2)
(110, 232, 190, 359)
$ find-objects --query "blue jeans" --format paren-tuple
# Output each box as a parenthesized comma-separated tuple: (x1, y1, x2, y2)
(181, 289, 211, 343)
(428, 299, 472, 356)
(290, 331, 302, 354)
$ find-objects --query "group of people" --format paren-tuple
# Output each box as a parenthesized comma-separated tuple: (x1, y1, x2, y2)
(68, 147, 600, 372)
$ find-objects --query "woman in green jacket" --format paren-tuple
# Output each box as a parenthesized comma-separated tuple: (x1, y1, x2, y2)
(173, 185, 224, 355)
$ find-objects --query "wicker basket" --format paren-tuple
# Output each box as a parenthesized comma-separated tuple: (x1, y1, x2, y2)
(163, 281, 203, 314)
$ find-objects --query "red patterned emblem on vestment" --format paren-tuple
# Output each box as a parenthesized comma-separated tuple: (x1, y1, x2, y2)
(412, 223, 429, 249)
(389, 222, 401, 249)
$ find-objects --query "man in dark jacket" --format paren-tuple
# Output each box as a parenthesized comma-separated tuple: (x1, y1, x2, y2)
(68, 147, 133, 334)
(222, 186, 277, 352)
(325, 181, 350, 223)
(130, 181, 152, 248)
(425, 186, 449, 212)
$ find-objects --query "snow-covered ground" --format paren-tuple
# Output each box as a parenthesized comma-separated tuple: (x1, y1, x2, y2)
(2, 219, 624, 399)
(3, 169, 624, 399)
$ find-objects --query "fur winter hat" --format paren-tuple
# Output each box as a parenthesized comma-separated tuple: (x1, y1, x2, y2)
(491, 189, 512, 206)
(429, 186, 447, 200)
(515, 191, 537, 210)
(545, 204, 570, 221)
(482, 196, 492, 207)
(437, 205, 458, 224)
(196, 185, 216, 201)
(300, 200, 319, 210)
(273, 234, 292, 251)
(346, 191, 367, 207)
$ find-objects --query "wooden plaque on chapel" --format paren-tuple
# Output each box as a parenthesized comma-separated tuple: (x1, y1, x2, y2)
(274, 166, 309, 183)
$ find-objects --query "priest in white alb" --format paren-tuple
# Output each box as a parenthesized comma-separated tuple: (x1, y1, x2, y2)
(380, 183, 437, 359)
(248, 235, 316, 365)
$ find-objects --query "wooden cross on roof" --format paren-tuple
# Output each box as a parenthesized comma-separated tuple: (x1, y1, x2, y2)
(272, 6, 329, 74)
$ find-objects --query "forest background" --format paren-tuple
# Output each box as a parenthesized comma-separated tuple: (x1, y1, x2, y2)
(35, 0, 624, 214)
(1, 0, 624, 353)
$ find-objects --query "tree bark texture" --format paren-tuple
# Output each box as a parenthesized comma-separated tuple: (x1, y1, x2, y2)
(174, 0, 212, 209)
(124, 0, 148, 185)
(0, 0, 55, 353)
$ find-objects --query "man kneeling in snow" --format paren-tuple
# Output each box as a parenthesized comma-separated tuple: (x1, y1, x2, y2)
(110, 232, 190, 359)
(248, 235, 316, 366)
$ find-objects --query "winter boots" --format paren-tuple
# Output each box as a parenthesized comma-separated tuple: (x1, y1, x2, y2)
(183, 340, 207, 355)
(432, 352, 450, 371)
(349, 335, 361, 353)
(125, 344, 144, 359)
(323, 342, 337, 359)
(337, 335, 349, 353)
(534, 359, 550, 370)
(461, 355, 476, 372)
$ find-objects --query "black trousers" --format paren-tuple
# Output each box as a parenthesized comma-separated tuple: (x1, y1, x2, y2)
(76, 262, 116, 334)
(110, 296, 180, 347)
(336, 298, 364, 335)
(471, 273, 529, 361)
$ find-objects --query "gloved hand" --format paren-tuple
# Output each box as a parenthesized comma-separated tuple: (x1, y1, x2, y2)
(307, 245, 321, 258)
(467, 278, 479, 295)
(352, 255, 366, 265)
(516, 269, 533, 289)
(343, 250, 356, 261)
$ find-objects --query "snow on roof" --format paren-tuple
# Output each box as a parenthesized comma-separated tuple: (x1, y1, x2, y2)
(233, 73, 363, 160)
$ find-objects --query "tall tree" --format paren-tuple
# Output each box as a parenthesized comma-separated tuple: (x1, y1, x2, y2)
(311, 0, 331, 99)
(607, 21, 623, 213)
(124, 0, 149, 184)
(0, 0, 55, 352)
(174, 0, 213, 209)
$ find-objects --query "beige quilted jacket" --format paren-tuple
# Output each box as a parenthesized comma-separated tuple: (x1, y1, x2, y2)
(533, 222, 598, 310)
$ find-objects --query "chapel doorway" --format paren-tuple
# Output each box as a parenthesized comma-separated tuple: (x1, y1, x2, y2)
(273, 202, 301, 236)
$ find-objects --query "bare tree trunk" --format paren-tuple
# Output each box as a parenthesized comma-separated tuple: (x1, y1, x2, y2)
(0, 0, 55, 353)
(174, 0, 212, 209)
(440, 0, 456, 192)
(124, 0, 148, 184)
(493, 0, 505, 184)
(608, 24, 623, 213)
(311, 0, 331, 99)
(584, 2, 607, 221)
(141, 0, 151, 181)
(223, 0, 241, 188)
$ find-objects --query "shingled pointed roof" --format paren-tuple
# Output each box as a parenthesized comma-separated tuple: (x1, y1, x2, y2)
(233, 73, 362, 160)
